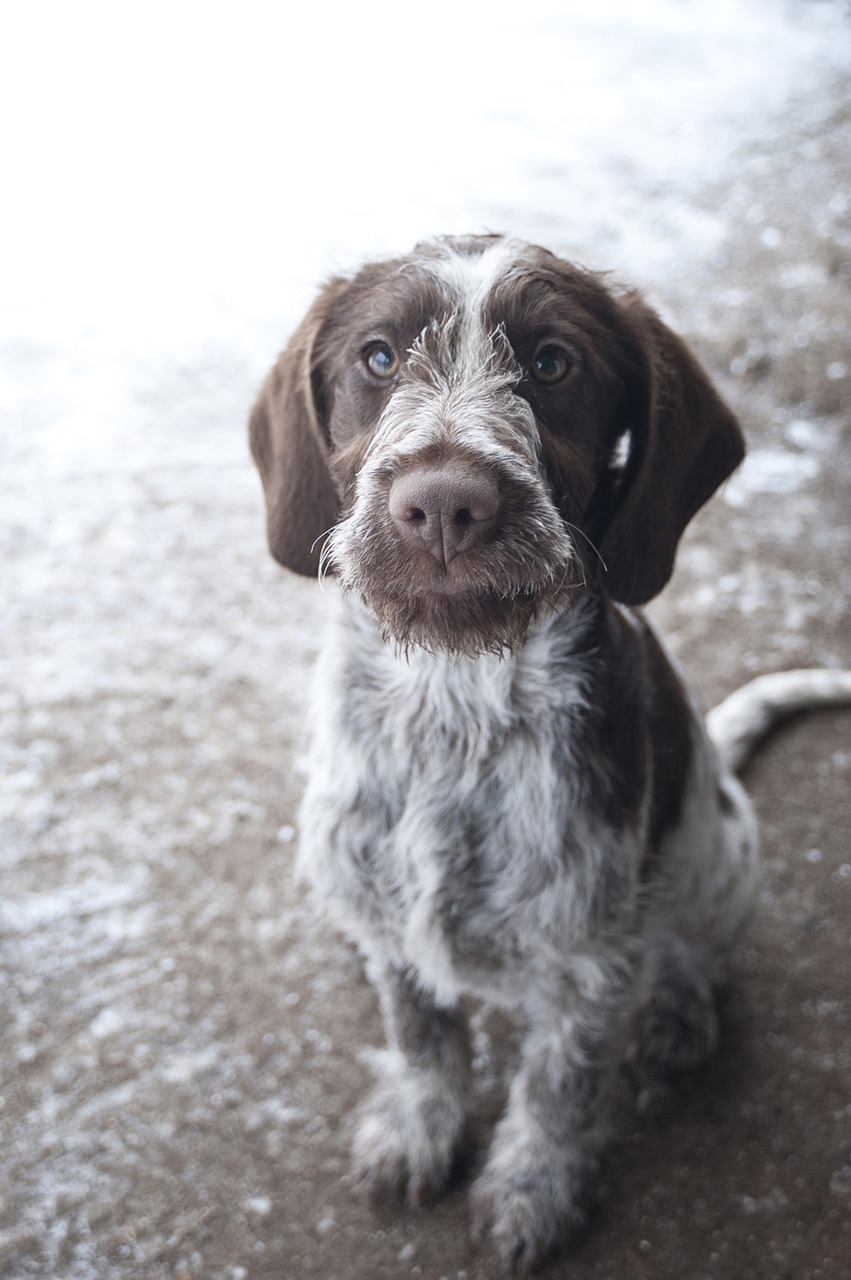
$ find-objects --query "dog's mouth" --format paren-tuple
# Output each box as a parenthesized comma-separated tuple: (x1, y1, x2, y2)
(328, 531, 580, 656)
(353, 569, 577, 657)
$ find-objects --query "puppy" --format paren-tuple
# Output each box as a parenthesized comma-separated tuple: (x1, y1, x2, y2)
(249, 235, 851, 1271)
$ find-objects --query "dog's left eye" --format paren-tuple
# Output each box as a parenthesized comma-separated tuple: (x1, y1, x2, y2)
(365, 343, 399, 380)
(530, 345, 571, 385)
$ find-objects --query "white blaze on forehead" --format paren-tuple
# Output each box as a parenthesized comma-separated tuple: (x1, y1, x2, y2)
(426, 238, 526, 370)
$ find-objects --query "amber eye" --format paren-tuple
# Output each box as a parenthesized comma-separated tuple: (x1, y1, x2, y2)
(531, 344, 571, 385)
(365, 343, 399, 380)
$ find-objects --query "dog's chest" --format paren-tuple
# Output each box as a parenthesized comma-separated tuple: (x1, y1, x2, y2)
(299, 606, 626, 994)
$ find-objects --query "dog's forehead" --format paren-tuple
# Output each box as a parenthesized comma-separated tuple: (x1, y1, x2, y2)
(408, 236, 567, 322)
(346, 237, 598, 338)
(419, 236, 530, 306)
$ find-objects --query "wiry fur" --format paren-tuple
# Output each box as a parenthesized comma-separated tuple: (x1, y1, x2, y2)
(249, 235, 851, 1272)
(324, 326, 580, 656)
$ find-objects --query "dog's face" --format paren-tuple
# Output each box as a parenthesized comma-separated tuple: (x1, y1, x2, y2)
(250, 236, 744, 655)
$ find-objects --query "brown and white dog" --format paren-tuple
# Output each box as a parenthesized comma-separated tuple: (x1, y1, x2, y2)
(249, 235, 851, 1271)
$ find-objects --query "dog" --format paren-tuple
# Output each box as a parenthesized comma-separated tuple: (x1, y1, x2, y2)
(249, 235, 851, 1271)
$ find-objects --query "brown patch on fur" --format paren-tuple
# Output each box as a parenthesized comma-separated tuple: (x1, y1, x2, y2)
(641, 619, 696, 854)
(577, 603, 650, 835)
(594, 295, 745, 604)
(248, 282, 348, 574)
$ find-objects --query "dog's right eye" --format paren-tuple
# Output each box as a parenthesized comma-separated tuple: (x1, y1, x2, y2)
(364, 343, 399, 380)
(530, 344, 572, 386)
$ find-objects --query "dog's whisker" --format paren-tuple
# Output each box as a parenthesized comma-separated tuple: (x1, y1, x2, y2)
(314, 528, 338, 585)
(563, 520, 608, 574)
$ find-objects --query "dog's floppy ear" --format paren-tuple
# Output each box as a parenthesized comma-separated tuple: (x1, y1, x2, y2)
(248, 279, 348, 576)
(597, 294, 745, 605)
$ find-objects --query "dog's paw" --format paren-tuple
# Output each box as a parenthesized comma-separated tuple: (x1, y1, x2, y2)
(352, 1057, 467, 1208)
(629, 980, 719, 1077)
(470, 1155, 591, 1273)
(353, 1113, 456, 1208)
(624, 979, 719, 1114)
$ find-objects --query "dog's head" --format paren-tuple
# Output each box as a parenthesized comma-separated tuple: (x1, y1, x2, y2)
(250, 236, 743, 654)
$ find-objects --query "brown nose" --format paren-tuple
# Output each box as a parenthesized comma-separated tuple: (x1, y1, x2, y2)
(388, 464, 500, 566)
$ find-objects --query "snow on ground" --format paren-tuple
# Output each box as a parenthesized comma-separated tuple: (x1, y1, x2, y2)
(1, 2, 850, 1278)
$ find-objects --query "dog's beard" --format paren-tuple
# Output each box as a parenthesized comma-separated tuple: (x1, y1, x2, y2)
(326, 496, 579, 658)
(362, 576, 575, 658)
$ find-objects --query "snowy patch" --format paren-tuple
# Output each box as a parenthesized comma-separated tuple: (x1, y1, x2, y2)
(242, 1196, 272, 1217)
(160, 1047, 222, 1085)
(722, 448, 821, 505)
(88, 1007, 131, 1040)
(316, 1210, 336, 1236)
(784, 419, 831, 451)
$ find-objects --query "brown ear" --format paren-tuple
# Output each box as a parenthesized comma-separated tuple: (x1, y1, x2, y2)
(248, 280, 347, 576)
(597, 294, 745, 605)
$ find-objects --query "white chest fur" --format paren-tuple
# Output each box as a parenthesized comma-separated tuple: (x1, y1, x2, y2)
(296, 595, 643, 1003)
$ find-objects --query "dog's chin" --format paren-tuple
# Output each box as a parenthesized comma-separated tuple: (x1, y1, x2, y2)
(358, 577, 574, 658)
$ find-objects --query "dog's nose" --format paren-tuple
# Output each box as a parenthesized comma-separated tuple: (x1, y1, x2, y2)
(388, 464, 500, 566)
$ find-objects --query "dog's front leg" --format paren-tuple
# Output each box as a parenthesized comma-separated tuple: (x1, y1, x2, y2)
(352, 961, 471, 1208)
(471, 976, 630, 1272)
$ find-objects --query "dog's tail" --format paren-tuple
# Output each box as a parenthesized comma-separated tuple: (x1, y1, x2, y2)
(707, 669, 851, 775)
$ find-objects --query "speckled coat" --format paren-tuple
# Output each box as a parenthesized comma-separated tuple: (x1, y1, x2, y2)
(250, 235, 761, 1271)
